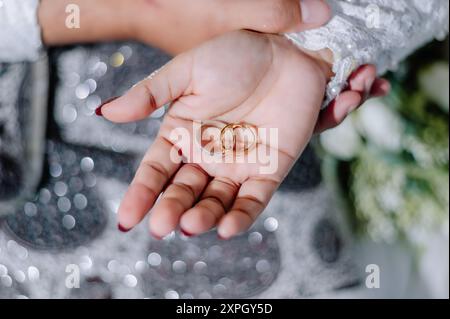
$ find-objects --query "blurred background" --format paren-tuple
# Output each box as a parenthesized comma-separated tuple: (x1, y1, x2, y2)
(0, 37, 448, 299)
(319, 39, 449, 298)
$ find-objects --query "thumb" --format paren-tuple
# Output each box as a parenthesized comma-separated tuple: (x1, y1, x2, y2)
(96, 52, 193, 123)
(297, 0, 332, 31)
(231, 0, 331, 34)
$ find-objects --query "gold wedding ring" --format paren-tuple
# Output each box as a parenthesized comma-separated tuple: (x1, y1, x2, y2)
(219, 123, 257, 156)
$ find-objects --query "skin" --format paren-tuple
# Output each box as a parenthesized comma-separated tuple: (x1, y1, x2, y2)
(100, 30, 340, 239)
(315, 65, 390, 133)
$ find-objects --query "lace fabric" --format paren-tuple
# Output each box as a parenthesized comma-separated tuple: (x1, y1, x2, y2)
(286, 0, 450, 107)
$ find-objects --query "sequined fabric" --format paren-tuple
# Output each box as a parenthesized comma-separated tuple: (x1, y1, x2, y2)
(0, 0, 42, 62)
(0, 59, 47, 213)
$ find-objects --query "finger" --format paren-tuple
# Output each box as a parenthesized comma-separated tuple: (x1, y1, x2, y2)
(148, 164, 210, 239)
(370, 78, 391, 97)
(179, 177, 239, 236)
(97, 53, 193, 123)
(348, 65, 377, 98)
(314, 91, 362, 134)
(117, 136, 182, 231)
(297, 0, 332, 31)
(228, 0, 331, 34)
(217, 178, 279, 239)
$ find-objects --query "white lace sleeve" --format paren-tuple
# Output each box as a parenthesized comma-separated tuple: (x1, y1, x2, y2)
(0, 0, 43, 62)
(286, 0, 449, 107)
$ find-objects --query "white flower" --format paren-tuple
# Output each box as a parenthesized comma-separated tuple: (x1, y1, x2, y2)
(356, 98, 404, 152)
(376, 185, 404, 213)
(419, 62, 449, 113)
(320, 116, 362, 160)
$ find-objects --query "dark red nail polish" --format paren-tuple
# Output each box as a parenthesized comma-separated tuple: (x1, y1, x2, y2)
(95, 96, 119, 117)
(118, 224, 131, 233)
(95, 106, 103, 117)
(180, 229, 193, 237)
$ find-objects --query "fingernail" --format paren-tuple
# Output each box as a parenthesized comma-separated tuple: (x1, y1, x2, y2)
(118, 224, 131, 233)
(95, 96, 119, 117)
(380, 80, 391, 94)
(150, 231, 163, 240)
(347, 105, 360, 116)
(364, 78, 375, 99)
(180, 229, 193, 237)
(347, 99, 363, 116)
(346, 93, 365, 117)
(218, 233, 229, 241)
(300, 0, 331, 25)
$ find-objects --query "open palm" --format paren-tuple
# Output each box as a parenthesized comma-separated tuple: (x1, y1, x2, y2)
(101, 31, 329, 239)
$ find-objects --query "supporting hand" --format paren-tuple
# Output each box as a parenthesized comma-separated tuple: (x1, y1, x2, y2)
(98, 30, 331, 239)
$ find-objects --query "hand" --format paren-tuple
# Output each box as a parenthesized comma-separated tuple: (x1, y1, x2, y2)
(39, 0, 331, 54)
(98, 30, 330, 239)
(315, 65, 391, 133)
